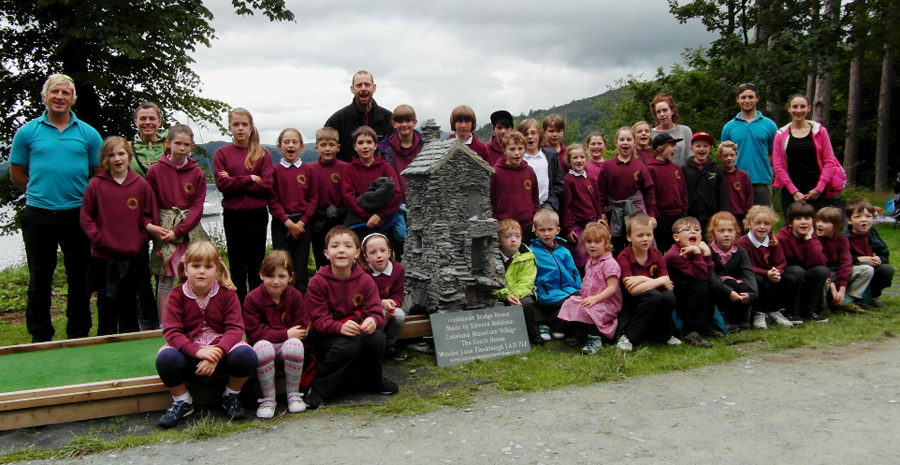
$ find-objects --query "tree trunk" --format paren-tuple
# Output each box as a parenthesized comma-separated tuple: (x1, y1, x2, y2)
(844, 54, 862, 186)
(812, 0, 840, 125)
(806, 1, 820, 102)
(875, 43, 893, 192)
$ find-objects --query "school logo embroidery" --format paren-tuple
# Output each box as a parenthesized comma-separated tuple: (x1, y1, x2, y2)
(352, 293, 364, 307)
(674, 170, 682, 180)
(385, 285, 392, 296)
(633, 171, 641, 181)
(587, 184, 594, 194)
(649, 264, 658, 278)
(331, 173, 341, 183)
(126, 197, 139, 210)
(524, 180, 532, 190)
(763, 252, 770, 266)
(733, 181, 741, 191)
(297, 174, 307, 184)
(183, 182, 195, 194)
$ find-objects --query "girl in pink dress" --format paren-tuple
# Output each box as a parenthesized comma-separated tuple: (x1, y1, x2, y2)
(558, 221, 622, 355)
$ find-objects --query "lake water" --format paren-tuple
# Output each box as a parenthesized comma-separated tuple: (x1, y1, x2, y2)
(0, 185, 242, 271)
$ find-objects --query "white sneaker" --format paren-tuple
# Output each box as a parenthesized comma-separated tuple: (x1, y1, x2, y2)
(581, 335, 602, 354)
(256, 398, 276, 419)
(616, 335, 633, 352)
(769, 311, 794, 328)
(551, 331, 566, 340)
(287, 393, 307, 413)
(666, 336, 682, 346)
(752, 312, 768, 330)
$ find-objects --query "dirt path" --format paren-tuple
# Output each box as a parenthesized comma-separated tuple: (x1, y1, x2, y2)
(19, 338, 900, 465)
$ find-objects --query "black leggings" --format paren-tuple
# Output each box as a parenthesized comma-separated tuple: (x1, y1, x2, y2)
(155, 345, 257, 388)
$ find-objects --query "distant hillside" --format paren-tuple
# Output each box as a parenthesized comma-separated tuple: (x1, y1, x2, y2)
(474, 88, 621, 144)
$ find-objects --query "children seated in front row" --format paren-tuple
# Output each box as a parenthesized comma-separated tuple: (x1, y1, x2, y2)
(815, 207, 872, 314)
(361, 233, 408, 361)
(304, 226, 398, 408)
(155, 241, 257, 428)
(776, 201, 829, 323)
(490, 131, 540, 238)
(531, 209, 582, 341)
(616, 213, 681, 348)
(645, 133, 687, 253)
(494, 219, 544, 346)
(557, 222, 623, 355)
(706, 212, 758, 330)
(682, 132, 729, 233)
(664, 216, 719, 348)
(243, 250, 309, 418)
(560, 144, 602, 274)
(845, 199, 894, 308)
(738, 205, 800, 328)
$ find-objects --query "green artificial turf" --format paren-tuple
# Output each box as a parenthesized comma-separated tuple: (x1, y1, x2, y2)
(0, 338, 163, 393)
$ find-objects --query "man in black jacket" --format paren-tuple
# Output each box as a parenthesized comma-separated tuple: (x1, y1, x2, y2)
(325, 70, 393, 163)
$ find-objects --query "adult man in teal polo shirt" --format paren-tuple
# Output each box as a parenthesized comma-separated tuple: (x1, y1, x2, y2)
(10, 74, 103, 343)
(721, 83, 778, 206)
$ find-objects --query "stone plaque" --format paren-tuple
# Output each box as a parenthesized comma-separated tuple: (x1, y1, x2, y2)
(430, 306, 531, 367)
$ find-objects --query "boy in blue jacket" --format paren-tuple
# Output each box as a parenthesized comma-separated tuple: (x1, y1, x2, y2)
(530, 209, 582, 340)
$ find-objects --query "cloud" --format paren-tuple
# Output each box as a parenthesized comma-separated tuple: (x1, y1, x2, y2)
(187, 0, 716, 145)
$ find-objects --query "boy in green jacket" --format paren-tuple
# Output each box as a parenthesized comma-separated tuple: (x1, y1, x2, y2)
(495, 219, 544, 346)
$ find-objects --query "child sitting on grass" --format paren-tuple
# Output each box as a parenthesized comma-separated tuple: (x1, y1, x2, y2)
(815, 207, 872, 314)
(776, 201, 829, 323)
(845, 199, 894, 309)
(706, 212, 757, 331)
(664, 216, 719, 347)
(557, 222, 623, 354)
(495, 219, 543, 346)
(531, 209, 582, 341)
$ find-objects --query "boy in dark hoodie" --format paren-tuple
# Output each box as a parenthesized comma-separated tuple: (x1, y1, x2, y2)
(682, 132, 729, 233)
(304, 225, 398, 408)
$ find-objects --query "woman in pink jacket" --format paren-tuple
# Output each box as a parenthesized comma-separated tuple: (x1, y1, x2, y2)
(772, 94, 845, 215)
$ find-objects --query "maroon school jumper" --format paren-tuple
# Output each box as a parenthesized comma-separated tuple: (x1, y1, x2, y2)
(635, 147, 654, 165)
(369, 261, 405, 305)
(306, 265, 385, 335)
(664, 245, 713, 281)
(490, 159, 540, 230)
(308, 157, 347, 210)
(775, 227, 827, 268)
(585, 159, 604, 182)
(449, 133, 490, 164)
(595, 156, 657, 217)
(645, 158, 689, 217)
(723, 167, 753, 217)
(817, 234, 852, 288)
(342, 156, 401, 222)
(617, 246, 669, 280)
(269, 161, 318, 226)
(738, 234, 787, 277)
(212, 145, 274, 210)
(560, 171, 601, 234)
(80, 170, 157, 259)
(485, 136, 506, 168)
(547, 142, 569, 173)
(242, 283, 309, 346)
(847, 232, 873, 259)
(380, 131, 422, 203)
(145, 155, 206, 238)
(163, 284, 245, 357)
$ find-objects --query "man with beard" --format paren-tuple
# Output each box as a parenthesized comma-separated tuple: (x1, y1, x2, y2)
(325, 70, 393, 163)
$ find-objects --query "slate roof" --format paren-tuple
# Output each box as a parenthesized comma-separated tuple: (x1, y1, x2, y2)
(401, 139, 494, 176)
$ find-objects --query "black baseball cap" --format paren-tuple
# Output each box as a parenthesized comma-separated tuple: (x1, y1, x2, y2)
(651, 133, 683, 149)
(490, 110, 513, 127)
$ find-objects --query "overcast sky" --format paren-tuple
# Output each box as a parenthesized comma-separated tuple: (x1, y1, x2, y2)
(184, 0, 716, 145)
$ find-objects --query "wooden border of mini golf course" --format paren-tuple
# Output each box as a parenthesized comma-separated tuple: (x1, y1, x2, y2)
(0, 316, 433, 431)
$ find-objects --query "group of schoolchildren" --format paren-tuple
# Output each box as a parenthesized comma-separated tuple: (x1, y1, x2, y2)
(79, 102, 892, 429)
(486, 114, 893, 355)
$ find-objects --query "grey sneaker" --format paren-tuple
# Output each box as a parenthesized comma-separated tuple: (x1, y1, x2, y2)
(769, 311, 794, 328)
(581, 335, 603, 354)
(616, 335, 633, 352)
(538, 325, 552, 341)
(666, 336, 682, 346)
(753, 312, 768, 330)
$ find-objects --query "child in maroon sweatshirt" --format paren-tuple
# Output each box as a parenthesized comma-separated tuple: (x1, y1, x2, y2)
(645, 133, 688, 253)
(560, 144, 601, 273)
(361, 233, 408, 361)
(845, 199, 894, 308)
(308, 128, 348, 268)
(663, 216, 717, 348)
(269, 128, 318, 294)
(485, 110, 514, 167)
(775, 201, 828, 322)
(491, 131, 540, 238)
(146, 125, 208, 322)
(718, 142, 753, 228)
(815, 207, 872, 314)
(81, 136, 157, 335)
(341, 126, 402, 244)
(448, 105, 490, 162)
(303, 226, 397, 408)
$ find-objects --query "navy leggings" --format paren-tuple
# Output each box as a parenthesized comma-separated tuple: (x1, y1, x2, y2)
(155, 345, 257, 388)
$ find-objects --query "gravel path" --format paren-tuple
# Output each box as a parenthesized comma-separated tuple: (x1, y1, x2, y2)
(21, 339, 900, 465)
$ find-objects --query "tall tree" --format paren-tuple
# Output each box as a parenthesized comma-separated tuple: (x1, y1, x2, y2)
(811, 0, 842, 125)
(875, 42, 893, 192)
(0, 0, 294, 232)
